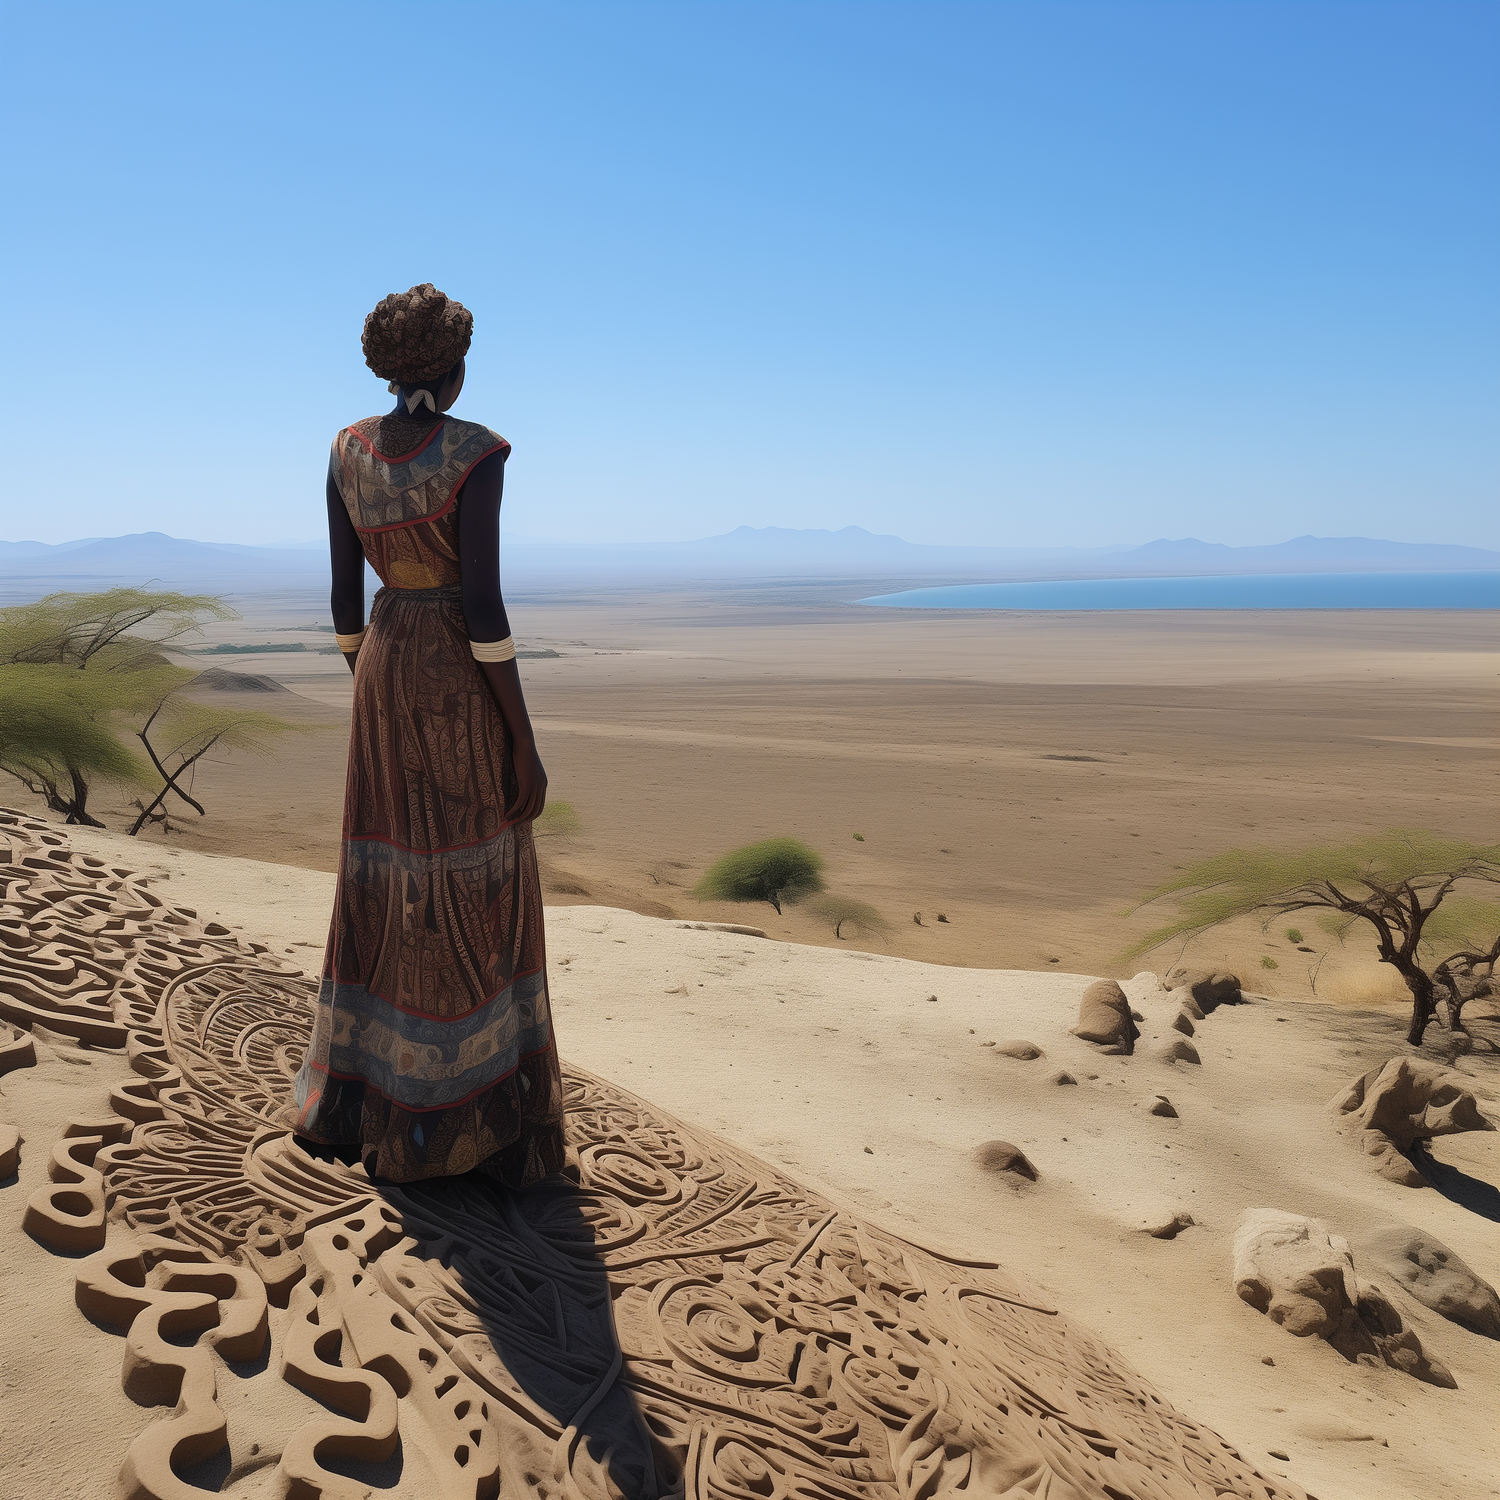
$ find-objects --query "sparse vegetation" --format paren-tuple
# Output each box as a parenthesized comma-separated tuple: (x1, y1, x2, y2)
(852, 832, 865, 841)
(806, 894, 892, 941)
(1261, 956, 1278, 970)
(0, 588, 299, 832)
(693, 838, 825, 915)
(534, 799, 581, 836)
(1132, 831, 1500, 1045)
(1284, 927, 1303, 943)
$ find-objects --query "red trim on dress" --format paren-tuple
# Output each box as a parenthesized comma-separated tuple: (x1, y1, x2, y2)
(352, 441, 509, 534)
(344, 417, 450, 465)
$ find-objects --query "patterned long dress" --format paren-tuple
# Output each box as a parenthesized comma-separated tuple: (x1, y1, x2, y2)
(292, 413, 567, 1186)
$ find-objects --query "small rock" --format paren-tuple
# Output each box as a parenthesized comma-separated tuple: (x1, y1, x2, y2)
(1261, 1356, 1275, 1366)
(973, 1141, 1038, 1180)
(1161, 1037, 1201, 1065)
(1330, 1056, 1495, 1186)
(863, 1146, 874, 1155)
(925, 994, 938, 1003)
(1172, 1011, 1195, 1037)
(1167, 967, 1241, 1010)
(1071, 979, 1139, 1054)
(936, 913, 949, 923)
(1130, 1008, 1145, 1022)
(204, 921, 231, 936)
(913, 912, 923, 925)
(1233, 1209, 1455, 1386)
(1149, 1097, 1178, 1118)
(994, 1040, 1043, 1060)
(1143, 1211, 1194, 1239)
(1364, 1224, 1500, 1338)
(1268, 1450, 1289, 1461)
(1050, 1070, 1077, 1086)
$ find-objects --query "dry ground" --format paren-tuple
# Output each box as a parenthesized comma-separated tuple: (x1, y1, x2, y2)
(83, 582, 1499, 1010)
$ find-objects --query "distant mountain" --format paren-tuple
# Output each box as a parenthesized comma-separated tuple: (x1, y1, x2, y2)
(1, 526, 1495, 601)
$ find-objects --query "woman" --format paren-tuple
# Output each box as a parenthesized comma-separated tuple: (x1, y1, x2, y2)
(292, 283, 566, 1187)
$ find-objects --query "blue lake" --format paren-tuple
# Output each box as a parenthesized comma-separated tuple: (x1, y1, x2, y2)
(860, 571, 1500, 611)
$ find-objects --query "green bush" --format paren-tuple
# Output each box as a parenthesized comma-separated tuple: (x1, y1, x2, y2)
(694, 838, 825, 915)
(534, 799, 581, 836)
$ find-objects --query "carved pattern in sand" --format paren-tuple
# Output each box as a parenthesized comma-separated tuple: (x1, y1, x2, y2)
(0, 809, 1305, 1500)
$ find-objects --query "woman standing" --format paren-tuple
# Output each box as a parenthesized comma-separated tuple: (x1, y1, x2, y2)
(293, 284, 565, 1186)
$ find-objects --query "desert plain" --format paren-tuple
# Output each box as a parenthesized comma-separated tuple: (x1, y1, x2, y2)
(2, 580, 1498, 1500)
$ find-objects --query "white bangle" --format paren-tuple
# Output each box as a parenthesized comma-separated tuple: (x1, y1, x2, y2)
(335, 629, 366, 652)
(470, 635, 516, 662)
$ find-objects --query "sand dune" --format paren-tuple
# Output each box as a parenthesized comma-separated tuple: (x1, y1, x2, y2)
(6, 814, 1496, 1499)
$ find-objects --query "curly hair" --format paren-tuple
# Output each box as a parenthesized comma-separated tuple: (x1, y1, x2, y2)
(361, 283, 473, 385)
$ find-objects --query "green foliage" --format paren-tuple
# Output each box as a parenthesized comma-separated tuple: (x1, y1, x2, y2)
(852, 832, 865, 841)
(1261, 956, 1278, 969)
(694, 838, 826, 915)
(0, 588, 234, 672)
(1417, 895, 1500, 962)
(0, 664, 154, 794)
(805, 893, 891, 940)
(534, 799, 581, 836)
(1284, 927, 1303, 943)
(1129, 831, 1500, 959)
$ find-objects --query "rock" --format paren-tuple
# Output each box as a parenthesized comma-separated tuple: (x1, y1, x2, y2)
(1330, 1057, 1494, 1185)
(973, 1141, 1038, 1180)
(1142, 1211, 1194, 1239)
(1232, 1209, 1455, 1386)
(1261, 1356, 1274, 1366)
(1070, 979, 1139, 1054)
(1365, 1225, 1500, 1338)
(1130, 1009, 1145, 1022)
(1161, 1038, 1200, 1065)
(0, 1023, 37, 1076)
(994, 1040, 1043, 1060)
(1050, 1070, 1078, 1086)
(1149, 1096, 1178, 1118)
(1167, 967, 1241, 1010)
(1171, 1011, 1195, 1037)
(1177, 992, 1206, 1021)
(0, 1122, 19, 1177)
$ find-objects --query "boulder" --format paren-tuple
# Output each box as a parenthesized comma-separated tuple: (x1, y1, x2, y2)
(1160, 1037, 1201, 1065)
(1330, 1057, 1494, 1185)
(1050, 1070, 1078, 1086)
(1167, 967, 1241, 1011)
(1171, 1011, 1196, 1037)
(1070, 980, 1138, 1054)
(1142, 1211, 1195, 1239)
(1148, 1096, 1178, 1118)
(973, 1141, 1038, 1180)
(1364, 1225, 1500, 1338)
(994, 1040, 1043, 1060)
(1233, 1209, 1454, 1386)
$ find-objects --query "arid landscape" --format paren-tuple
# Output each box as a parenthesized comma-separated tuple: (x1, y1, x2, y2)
(131, 584, 1498, 1000)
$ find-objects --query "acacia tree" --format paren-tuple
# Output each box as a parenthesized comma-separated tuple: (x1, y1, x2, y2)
(0, 588, 297, 831)
(694, 838, 825, 915)
(805, 894, 892, 941)
(1132, 831, 1500, 1046)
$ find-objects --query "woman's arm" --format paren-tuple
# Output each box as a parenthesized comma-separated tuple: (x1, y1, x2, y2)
(458, 449, 548, 824)
(327, 472, 365, 676)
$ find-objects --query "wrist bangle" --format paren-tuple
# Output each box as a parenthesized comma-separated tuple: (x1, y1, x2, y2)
(335, 629, 365, 652)
(470, 635, 516, 663)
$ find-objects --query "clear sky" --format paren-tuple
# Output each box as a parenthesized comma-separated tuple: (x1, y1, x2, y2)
(2, 2, 1495, 549)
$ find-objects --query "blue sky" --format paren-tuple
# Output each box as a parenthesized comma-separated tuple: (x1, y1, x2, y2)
(2, 2, 1495, 548)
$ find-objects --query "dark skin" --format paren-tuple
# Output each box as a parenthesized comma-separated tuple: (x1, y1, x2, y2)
(327, 356, 548, 823)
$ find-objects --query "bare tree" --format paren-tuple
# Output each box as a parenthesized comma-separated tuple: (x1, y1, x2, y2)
(1132, 831, 1500, 1046)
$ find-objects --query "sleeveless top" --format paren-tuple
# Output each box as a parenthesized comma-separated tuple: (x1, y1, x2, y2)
(329, 414, 510, 591)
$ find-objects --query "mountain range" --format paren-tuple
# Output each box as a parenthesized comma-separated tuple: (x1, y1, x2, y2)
(1, 528, 1495, 600)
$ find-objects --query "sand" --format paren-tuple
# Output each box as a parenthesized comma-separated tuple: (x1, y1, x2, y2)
(6, 815, 1497, 1500)
(97, 587, 1500, 1006)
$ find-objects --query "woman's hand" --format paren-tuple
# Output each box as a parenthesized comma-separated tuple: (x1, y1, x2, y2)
(509, 737, 548, 824)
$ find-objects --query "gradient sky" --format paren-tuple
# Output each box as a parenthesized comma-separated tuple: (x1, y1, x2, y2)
(2, 2, 1495, 548)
